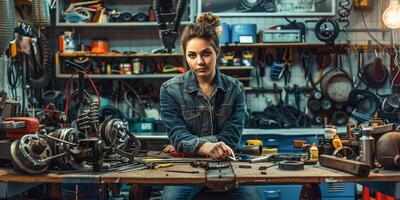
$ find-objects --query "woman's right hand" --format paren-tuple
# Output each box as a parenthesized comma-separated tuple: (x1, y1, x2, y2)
(198, 141, 234, 159)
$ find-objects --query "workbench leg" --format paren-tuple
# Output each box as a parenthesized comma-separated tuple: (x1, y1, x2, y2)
(299, 183, 321, 200)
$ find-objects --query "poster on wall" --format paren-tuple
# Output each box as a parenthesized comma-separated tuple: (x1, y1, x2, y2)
(199, 0, 336, 17)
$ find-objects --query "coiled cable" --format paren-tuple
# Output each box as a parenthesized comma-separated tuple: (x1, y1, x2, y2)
(338, 0, 352, 29)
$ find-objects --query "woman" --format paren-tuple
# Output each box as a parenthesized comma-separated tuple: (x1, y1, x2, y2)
(159, 13, 261, 200)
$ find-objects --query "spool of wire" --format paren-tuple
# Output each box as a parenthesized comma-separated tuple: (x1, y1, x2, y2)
(32, 0, 51, 27)
(0, 0, 15, 54)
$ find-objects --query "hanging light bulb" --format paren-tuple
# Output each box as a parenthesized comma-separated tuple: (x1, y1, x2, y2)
(382, 0, 400, 29)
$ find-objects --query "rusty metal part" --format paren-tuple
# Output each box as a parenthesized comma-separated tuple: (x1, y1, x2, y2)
(371, 124, 395, 135)
(278, 161, 304, 170)
(206, 162, 235, 191)
(293, 140, 307, 148)
(332, 146, 356, 159)
(10, 134, 52, 174)
(319, 155, 370, 177)
(376, 132, 400, 169)
(238, 165, 252, 169)
(240, 145, 262, 156)
(321, 71, 353, 103)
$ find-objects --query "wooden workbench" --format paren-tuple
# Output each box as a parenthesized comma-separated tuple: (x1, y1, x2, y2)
(1, 162, 400, 185)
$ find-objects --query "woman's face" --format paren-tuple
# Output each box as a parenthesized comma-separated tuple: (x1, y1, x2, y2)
(185, 37, 218, 79)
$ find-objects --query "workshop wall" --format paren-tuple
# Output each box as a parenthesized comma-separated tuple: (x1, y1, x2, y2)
(53, 1, 399, 116)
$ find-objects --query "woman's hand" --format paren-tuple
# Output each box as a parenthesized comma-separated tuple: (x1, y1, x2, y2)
(163, 144, 176, 153)
(198, 141, 234, 159)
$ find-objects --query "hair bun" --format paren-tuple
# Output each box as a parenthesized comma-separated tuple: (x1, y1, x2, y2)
(196, 12, 221, 27)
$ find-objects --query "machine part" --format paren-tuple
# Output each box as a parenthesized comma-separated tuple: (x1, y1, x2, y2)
(319, 155, 370, 177)
(278, 161, 304, 170)
(153, 0, 187, 52)
(359, 128, 375, 167)
(260, 29, 302, 43)
(307, 97, 321, 113)
(362, 57, 389, 89)
(320, 98, 332, 111)
(3, 117, 40, 140)
(75, 138, 106, 171)
(205, 162, 235, 191)
(332, 146, 356, 159)
(48, 128, 88, 170)
(132, 12, 149, 22)
(314, 18, 340, 44)
(330, 110, 348, 126)
(321, 71, 353, 103)
(371, 124, 395, 135)
(10, 134, 51, 174)
(76, 101, 100, 135)
(347, 90, 380, 115)
(376, 132, 400, 169)
(99, 119, 141, 160)
(240, 145, 262, 156)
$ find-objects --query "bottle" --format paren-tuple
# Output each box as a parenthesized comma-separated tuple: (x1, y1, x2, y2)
(310, 143, 319, 160)
(359, 128, 375, 167)
(324, 125, 337, 140)
(332, 134, 342, 149)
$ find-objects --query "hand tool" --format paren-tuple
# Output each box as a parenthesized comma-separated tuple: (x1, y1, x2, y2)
(249, 154, 274, 163)
(165, 170, 200, 174)
(259, 164, 277, 170)
(319, 155, 370, 177)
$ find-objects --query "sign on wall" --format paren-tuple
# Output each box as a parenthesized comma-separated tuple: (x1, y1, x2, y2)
(199, 0, 336, 17)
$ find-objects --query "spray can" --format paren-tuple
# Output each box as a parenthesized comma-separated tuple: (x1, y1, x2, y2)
(359, 128, 375, 167)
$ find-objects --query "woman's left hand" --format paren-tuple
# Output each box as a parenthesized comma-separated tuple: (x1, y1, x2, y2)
(163, 144, 176, 153)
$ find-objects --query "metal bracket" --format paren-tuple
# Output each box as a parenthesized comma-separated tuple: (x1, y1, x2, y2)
(205, 162, 236, 192)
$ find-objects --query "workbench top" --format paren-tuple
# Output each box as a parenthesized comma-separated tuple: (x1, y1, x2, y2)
(1, 161, 399, 185)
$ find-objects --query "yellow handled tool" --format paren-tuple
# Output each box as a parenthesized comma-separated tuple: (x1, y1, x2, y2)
(154, 163, 173, 169)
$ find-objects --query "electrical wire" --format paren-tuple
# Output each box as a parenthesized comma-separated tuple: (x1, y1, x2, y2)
(7, 58, 22, 99)
(360, 10, 384, 47)
(120, 80, 146, 118)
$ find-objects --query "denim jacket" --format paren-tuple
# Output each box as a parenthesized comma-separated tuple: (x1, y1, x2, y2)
(160, 69, 246, 154)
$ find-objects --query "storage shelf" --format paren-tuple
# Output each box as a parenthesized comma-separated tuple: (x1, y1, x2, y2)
(56, 21, 192, 27)
(221, 42, 347, 47)
(56, 73, 180, 79)
(220, 66, 254, 70)
(58, 52, 183, 57)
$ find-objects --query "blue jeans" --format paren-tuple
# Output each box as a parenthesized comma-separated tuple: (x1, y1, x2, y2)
(161, 185, 262, 200)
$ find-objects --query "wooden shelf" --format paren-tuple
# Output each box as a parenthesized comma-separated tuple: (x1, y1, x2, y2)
(58, 52, 183, 57)
(56, 73, 180, 79)
(236, 77, 253, 81)
(221, 43, 347, 47)
(56, 21, 192, 27)
(220, 66, 254, 70)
